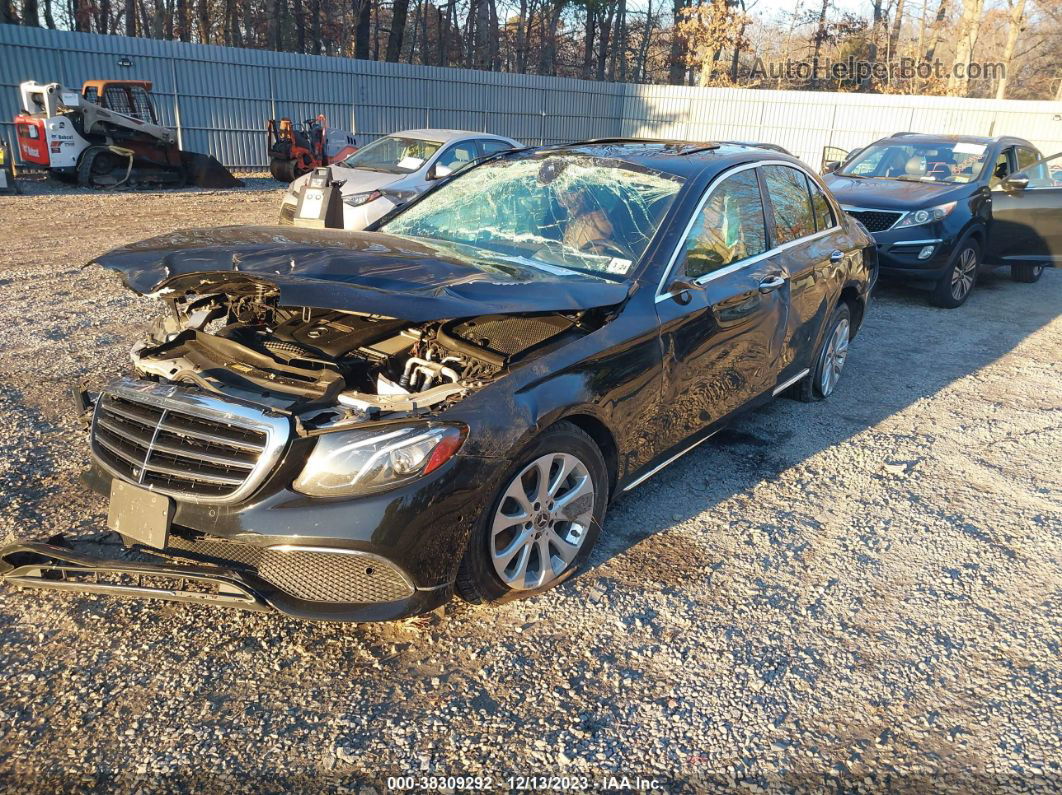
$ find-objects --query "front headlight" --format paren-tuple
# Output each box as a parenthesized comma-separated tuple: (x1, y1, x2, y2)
(342, 190, 382, 207)
(895, 201, 956, 228)
(293, 424, 466, 497)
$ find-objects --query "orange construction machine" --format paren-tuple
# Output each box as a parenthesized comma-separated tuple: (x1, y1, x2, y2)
(267, 115, 357, 183)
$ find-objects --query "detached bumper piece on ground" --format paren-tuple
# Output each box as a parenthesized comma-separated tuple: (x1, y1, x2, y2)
(0, 533, 437, 622)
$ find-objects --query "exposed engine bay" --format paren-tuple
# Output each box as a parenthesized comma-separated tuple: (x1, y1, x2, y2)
(132, 281, 600, 430)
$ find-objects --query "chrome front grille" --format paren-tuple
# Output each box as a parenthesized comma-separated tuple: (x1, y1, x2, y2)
(91, 379, 290, 504)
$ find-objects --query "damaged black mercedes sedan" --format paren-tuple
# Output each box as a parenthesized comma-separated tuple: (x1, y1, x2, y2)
(0, 140, 876, 621)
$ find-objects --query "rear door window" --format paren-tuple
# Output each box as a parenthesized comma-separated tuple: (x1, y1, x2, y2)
(435, 142, 479, 176)
(479, 139, 514, 157)
(762, 165, 816, 244)
(681, 169, 768, 279)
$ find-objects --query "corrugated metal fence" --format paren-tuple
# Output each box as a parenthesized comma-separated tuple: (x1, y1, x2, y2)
(2, 23, 1060, 169)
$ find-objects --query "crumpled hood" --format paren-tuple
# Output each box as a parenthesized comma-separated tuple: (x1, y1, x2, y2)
(90, 226, 630, 322)
(824, 174, 973, 211)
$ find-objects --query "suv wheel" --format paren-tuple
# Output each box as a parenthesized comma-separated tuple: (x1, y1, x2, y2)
(930, 242, 979, 308)
(797, 302, 851, 402)
(456, 422, 608, 604)
(1010, 264, 1045, 283)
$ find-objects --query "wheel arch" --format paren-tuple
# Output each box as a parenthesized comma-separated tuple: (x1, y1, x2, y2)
(555, 412, 619, 502)
(838, 284, 865, 337)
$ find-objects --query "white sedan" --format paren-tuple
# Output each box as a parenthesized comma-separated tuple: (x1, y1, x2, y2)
(279, 129, 522, 230)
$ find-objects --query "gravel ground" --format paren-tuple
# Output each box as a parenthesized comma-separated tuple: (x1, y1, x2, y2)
(0, 181, 1058, 793)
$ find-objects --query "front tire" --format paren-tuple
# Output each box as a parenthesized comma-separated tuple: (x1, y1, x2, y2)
(797, 302, 852, 402)
(1010, 263, 1045, 283)
(456, 421, 608, 605)
(930, 242, 979, 308)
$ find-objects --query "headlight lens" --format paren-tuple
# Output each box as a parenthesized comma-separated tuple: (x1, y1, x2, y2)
(293, 424, 466, 497)
(342, 190, 382, 207)
(895, 201, 956, 228)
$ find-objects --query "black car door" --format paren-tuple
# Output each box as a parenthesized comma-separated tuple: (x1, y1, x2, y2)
(652, 165, 789, 452)
(987, 150, 1062, 269)
(759, 164, 840, 379)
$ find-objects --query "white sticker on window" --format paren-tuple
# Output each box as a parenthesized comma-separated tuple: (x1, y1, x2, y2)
(397, 156, 425, 171)
(953, 143, 986, 155)
(606, 257, 632, 274)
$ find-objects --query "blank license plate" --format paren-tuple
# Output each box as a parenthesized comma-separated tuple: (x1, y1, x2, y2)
(107, 480, 173, 549)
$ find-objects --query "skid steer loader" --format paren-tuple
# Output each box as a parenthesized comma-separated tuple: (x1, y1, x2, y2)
(13, 80, 242, 189)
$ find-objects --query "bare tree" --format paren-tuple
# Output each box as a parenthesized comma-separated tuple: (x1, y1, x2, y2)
(994, 0, 1026, 99)
(948, 0, 986, 95)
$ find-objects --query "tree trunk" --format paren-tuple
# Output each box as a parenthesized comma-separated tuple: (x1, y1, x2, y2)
(862, 0, 884, 89)
(515, 0, 529, 72)
(537, 0, 564, 75)
(888, 0, 905, 66)
(596, 1, 614, 80)
(354, 0, 371, 58)
(42, 0, 55, 27)
(994, 0, 1025, 99)
(668, 0, 688, 85)
(582, 5, 596, 79)
(923, 0, 946, 62)
(310, 0, 320, 52)
(386, 0, 410, 60)
(636, 0, 654, 81)
(610, 0, 627, 81)
(198, 0, 210, 42)
(947, 0, 985, 95)
(175, 0, 189, 41)
(473, 0, 492, 69)
(291, 0, 305, 50)
(22, 0, 40, 25)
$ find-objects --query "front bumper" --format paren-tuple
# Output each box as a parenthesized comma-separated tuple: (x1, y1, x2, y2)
(0, 532, 452, 622)
(868, 223, 957, 281)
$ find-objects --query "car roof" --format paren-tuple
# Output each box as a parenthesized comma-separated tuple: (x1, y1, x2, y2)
(530, 139, 804, 179)
(882, 132, 1036, 148)
(386, 129, 516, 144)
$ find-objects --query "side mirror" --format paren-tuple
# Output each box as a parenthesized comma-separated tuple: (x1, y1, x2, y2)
(822, 160, 841, 175)
(1001, 174, 1029, 192)
(430, 163, 452, 180)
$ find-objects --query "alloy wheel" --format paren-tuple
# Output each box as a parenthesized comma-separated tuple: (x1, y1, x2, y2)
(819, 317, 850, 397)
(490, 452, 595, 590)
(951, 248, 977, 301)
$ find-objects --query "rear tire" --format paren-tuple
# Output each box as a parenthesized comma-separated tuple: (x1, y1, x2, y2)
(456, 421, 608, 605)
(1010, 264, 1045, 283)
(930, 241, 979, 308)
(796, 302, 852, 402)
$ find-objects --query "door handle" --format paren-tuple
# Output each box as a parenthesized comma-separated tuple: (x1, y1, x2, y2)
(758, 275, 786, 293)
(829, 249, 845, 263)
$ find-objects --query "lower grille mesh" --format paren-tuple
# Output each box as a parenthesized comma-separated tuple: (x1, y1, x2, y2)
(166, 536, 413, 603)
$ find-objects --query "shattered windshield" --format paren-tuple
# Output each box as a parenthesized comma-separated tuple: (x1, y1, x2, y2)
(838, 141, 991, 184)
(341, 136, 442, 174)
(381, 154, 685, 279)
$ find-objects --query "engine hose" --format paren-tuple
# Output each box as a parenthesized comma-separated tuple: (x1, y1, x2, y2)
(436, 324, 505, 368)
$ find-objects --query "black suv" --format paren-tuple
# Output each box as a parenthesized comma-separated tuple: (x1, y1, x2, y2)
(823, 133, 1061, 307)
